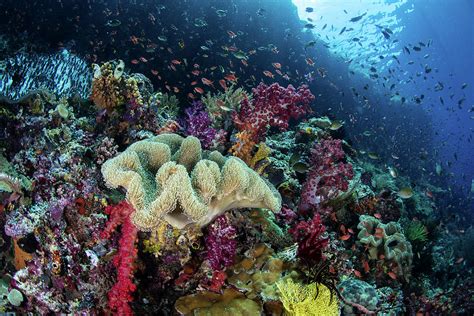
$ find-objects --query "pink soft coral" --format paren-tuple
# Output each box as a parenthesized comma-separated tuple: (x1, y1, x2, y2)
(298, 138, 354, 215)
(101, 201, 138, 315)
(233, 82, 314, 141)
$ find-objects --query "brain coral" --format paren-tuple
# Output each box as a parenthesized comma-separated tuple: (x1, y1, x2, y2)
(101, 134, 281, 230)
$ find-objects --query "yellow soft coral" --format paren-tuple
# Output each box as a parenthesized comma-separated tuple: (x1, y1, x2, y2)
(102, 134, 281, 230)
(276, 278, 339, 316)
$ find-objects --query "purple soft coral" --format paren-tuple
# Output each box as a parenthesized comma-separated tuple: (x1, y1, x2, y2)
(183, 101, 218, 149)
(204, 216, 237, 271)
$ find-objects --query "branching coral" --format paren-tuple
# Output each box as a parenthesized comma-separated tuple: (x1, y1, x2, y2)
(100, 201, 138, 315)
(101, 134, 281, 230)
(232, 82, 314, 141)
(276, 278, 339, 316)
(298, 138, 354, 215)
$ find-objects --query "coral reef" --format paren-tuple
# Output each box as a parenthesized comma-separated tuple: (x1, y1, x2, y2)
(0, 56, 470, 315)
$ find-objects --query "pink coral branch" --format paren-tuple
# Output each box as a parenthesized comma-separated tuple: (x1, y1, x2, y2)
(101, 201, 138, 315)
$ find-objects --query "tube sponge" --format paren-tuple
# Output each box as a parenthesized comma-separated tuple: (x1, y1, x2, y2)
(101, 134, 281, 230)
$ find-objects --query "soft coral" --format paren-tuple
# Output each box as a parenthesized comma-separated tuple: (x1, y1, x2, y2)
(101, 201, 138, 315)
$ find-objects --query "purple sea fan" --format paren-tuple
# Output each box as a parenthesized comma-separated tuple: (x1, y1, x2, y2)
(205, 216, 237, 271)
(183, 101, 218, 149)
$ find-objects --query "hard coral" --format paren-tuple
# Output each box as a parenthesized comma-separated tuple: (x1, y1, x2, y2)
(233, 82, 314, 141)
(298, 138, 354, 215)
(100, 201, 138, 315)
(101, 134, 281, 230)
(289, 214, 329, 264)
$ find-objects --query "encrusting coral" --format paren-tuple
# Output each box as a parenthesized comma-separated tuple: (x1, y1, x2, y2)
(101, 133, 281, 230)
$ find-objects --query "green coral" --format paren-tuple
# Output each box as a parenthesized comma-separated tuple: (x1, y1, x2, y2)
(201, 85, 248, 127)
(404, 221, 428, 243)
(153, 92, 180, 119)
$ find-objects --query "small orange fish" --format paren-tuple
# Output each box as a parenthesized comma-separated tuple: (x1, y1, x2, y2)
(139, 56, 148, 63)
(151, 69, 159, 75)
(173, 87, 180, 93)
(171, 59, 182, 65)
(456, 257, 464, 264)
(165, 85, 171, 91)
(130, 35, 139, 45)
(241, 59, 248, 67)
(306, 57, 315, 66)
(353, 270, 362, 278)
(191, 70, 200, 76)
(272, 62, 282, 69)
(219, 79, 228, 91)
(170, 64, 177, 71)
(363, 260, 370, 273)
(425, 190, 434, 199)
(194, 87, 205, 94)
(187, 93, 196, 99)
(263, 70, 274, 78)
(227, 30, 237, 38)
(387, 271, 397, 280)
(374, 228, 385, 239)
(201, 77, 214, 87)
(339, 234, 351, 241)
(193, 63, 200, 68)
(131, 59, 139, 64)
(374, 213, 382, 219)
(275, 69, 283, 76)
(347, 228, 354, 234)
(224, 73, 238, 81)
(191, 81, 198, 86)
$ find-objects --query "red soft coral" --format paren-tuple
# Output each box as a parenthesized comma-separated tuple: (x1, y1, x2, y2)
(289, 214, 329, 263)
(298, 138, 354, 215)
(233, 82, 314, 141)
(101, 201, 138, 315)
